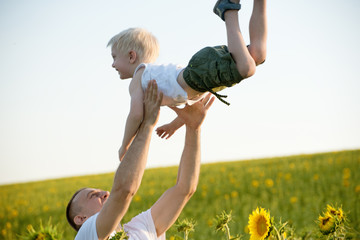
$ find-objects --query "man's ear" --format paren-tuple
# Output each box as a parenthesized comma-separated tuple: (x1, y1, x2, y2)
(74, 215, 87, 226)
(129, 50, 137, 63)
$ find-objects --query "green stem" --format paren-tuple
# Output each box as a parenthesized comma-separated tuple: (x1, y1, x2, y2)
(225, 224, 231, 240)
(273, 225, 282, 240)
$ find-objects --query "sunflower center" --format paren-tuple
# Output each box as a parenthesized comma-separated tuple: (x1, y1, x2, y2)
(256, 216, 268, 236)
(322, 217, 330, 225)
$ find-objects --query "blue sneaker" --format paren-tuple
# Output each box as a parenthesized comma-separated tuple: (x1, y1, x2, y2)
(213, 0, 241, 21)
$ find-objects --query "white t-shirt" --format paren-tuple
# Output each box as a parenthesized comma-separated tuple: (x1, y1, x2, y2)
(75, 208, 165, 240)
(135, 63, 199, 106)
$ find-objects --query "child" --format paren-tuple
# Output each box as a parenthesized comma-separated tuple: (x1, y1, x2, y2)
(108, 0, 267, 161)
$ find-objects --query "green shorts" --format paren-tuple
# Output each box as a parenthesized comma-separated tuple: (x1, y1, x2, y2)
(183, 45, 243, 105)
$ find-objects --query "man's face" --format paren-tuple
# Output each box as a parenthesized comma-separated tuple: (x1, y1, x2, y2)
(74, 188, 110, 217)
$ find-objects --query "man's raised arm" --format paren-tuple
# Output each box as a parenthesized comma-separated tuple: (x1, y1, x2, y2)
(96, 80, 163, 240)
(151, 94, 215, 236)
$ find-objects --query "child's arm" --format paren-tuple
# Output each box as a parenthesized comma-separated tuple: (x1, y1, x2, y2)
(119, 71, 144, 161)
(156, 116, 184, 139)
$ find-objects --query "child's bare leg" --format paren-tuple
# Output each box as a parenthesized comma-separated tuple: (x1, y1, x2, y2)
(224, 1, 256, 79)
(248, 0, 267, 65)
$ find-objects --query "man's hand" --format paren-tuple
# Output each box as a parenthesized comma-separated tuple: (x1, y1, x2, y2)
(142, 80, 163, 127)
(169, 93, 215, 130)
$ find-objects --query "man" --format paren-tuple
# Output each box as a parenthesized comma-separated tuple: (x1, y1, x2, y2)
(66, 80, 214, 239)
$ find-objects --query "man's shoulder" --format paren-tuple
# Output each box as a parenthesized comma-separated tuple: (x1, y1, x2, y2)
(75, 213, 99, 240)
(124, 209, 166, 240)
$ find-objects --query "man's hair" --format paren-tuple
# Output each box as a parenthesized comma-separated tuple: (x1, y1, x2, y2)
(107, 28, 159, 63)
(66, 188, 86, 231)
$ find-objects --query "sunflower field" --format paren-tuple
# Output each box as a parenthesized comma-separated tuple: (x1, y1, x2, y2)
(0, 149, 359, 239)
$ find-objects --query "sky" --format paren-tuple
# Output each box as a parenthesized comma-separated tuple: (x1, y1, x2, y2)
(0, 0, 359, 185)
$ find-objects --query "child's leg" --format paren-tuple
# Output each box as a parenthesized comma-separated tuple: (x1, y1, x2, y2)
(248, 0, 267, 65)
(224, 0, 256, 79)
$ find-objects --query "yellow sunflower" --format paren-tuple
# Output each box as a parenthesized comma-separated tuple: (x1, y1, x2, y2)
(248, 207, 271, 240)
(319, 212, 336, 235)
(326, 204, 344, 223)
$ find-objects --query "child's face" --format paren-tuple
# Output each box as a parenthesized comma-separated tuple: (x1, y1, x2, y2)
(111, 47, 132, 79)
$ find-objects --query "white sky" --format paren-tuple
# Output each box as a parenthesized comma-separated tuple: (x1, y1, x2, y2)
(0, 0, 359, 185)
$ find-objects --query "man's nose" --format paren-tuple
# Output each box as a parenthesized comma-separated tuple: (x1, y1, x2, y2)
(101, 191, 110, 199)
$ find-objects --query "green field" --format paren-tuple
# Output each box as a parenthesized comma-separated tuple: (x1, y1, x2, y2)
(1, 149, 359, 239)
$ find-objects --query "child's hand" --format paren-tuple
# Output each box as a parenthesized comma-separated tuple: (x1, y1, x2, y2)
(156, 124, 176, 139)
(156, 116, 185, 139)
(169, 93, 215, 130)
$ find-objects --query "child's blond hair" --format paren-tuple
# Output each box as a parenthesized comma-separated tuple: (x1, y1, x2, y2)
(107, 28, 159, 63)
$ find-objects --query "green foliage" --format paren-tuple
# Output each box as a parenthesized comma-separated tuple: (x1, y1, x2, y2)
(0, 149, 359, 239)
(109, 228, 129, 240)
(175, 218, 196, 240)
(214, 211, 241, 240)
(214, 210, 232, 234)
(19, 219, 62, 240)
